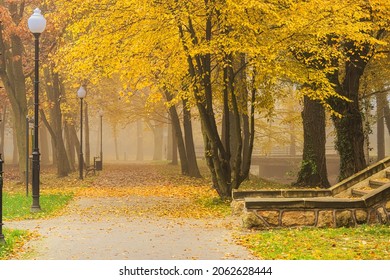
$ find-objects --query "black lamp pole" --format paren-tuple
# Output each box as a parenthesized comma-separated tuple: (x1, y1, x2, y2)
(79, 97, 84, 180)
(31, 32, 41, 212)
(78, 86, 86, 180)
(28, 8, 46, 212)
(100, 113, 103, 170)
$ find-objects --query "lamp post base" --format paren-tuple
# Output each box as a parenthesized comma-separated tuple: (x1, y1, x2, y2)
(0, 234, 5, 244)
(30, 207, 41, 213)
(30, 200, 41, 213)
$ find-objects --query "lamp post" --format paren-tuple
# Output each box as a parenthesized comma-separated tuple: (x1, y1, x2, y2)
(78, 86, 87, 180)
(99, 110, 103, 170)
(28, 8, 46, 212)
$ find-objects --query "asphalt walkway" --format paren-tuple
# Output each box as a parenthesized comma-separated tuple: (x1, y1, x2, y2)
(5, 164, 256, 260)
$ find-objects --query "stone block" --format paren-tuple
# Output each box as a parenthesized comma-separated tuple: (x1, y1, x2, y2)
(335, 210, 354, 227)
(317, 210, 334, 228)
(377, 207, 388, 224)
(242, 212, 267, 229)
(281, 211, 315, 227)
(245, 198, 305, 209)
(368, 210, 378, 224)
(257, 210, 280, 226)
(355, 210, 368, 224)
(385, 200, 390, 211)
(231, 200, 245, 216)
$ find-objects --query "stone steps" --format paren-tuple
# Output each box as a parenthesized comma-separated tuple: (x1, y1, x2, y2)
(369, 178, 390, 188)
(351, 178, 390, 197)
(351, 188, 371, 197)
(238, 157, 390, 228)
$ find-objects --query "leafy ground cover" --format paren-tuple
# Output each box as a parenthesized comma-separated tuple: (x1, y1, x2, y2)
(1, 162, 389, 260)
(1, 166, 77, 259)
(236, 225, 390, 260)
(0, 229, 35, 260)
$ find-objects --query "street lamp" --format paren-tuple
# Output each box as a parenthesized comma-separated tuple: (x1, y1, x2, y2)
(28, 8, 46, 212)
(99, 110, 103, 170)
(78, 86, 87, 180)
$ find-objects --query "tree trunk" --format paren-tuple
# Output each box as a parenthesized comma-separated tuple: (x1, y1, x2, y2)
(165, 91, 188, 174)
(42, 67, 71, 176)
(325, 41, 369, 181)
(176, 14, 257, 199)
(182, 99, 201, 177)
(295, 96, 330, 188)
(0, 23, 28, 178)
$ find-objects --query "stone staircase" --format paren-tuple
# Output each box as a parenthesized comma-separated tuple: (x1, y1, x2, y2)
(233, 157, 390, 229)
(350, 173, 390, 197)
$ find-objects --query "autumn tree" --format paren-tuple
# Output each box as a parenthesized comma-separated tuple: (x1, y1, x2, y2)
(0, 1, 30, 179)
(289, 0, 390, 181)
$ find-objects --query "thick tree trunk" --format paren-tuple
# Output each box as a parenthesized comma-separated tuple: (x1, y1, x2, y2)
(295, 96, 330, 188)
(331, 55, 367, 181)
(43, 68, 71, 176)
(325, 41, 370, 181)
(182, 99, 201, 177)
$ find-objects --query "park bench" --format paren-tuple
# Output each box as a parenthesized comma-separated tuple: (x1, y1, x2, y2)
(85, 156, 102, 177)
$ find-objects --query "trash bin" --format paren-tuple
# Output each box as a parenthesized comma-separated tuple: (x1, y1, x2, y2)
(95, 159, 102, 171)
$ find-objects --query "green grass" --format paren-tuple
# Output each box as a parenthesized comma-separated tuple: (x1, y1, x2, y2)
(0, 228, 33, 260)
(3, 192, 74, 220)
(0, 192, 73, 259)
(196, 196, 232, 217)
(237, 225, 390, 259)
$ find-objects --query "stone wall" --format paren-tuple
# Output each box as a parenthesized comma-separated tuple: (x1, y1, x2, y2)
(242, 200, 390, 229)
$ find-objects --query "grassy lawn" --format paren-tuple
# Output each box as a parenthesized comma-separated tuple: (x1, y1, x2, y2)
(0, 229, 34, 260)
(236, 225, 390, 260)
(0, 192, 74, 259)
(3, 192, 74, 221)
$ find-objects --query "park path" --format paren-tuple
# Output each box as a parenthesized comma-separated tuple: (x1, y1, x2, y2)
(5, 163, 256, 260)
